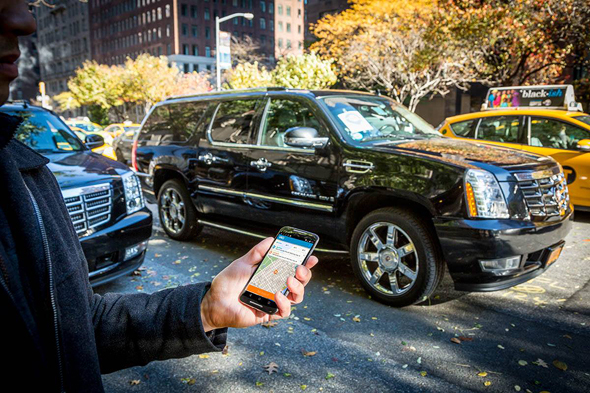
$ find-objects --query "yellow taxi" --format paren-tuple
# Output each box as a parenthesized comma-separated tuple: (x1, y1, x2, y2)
(438, 85, 590, 210)
(104, 121, 140, 138)
(69, 125, 117, 161)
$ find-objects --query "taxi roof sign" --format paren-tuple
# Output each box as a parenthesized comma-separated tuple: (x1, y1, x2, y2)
(482, 85, 582, 112)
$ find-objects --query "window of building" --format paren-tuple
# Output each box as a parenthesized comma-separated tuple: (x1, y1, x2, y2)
(157, 7, 162, 19)
(286, 39, 291, 49)
(278, 38, 282, 48)
(269, 2, 274, 13)
(278, 21, 283, 31)
(182, 23, 188, 36)
(205, 46, 211, 57)
(183, 44, 189, 55)
(192, 25, 198, 37)
(205, 26, 210, 38)
(165, 4, 170, 17)
(298, 40, 302, 49)
(233, 17, 238, 25)
(286, 23, 291, 32)
(181, 3, 187, 16)
(260, 18, 266, 29)
(166, 24, 170, 37)
(191, 5, 197, 18)
(269, 19, 274, 31)
(286, 6, 291, 16)
(298, 8, 301, 18)
(260, 34, 266, 44)
(278, 4, 282, 14)
(192, 45, 198, 56)
(204, 9, 210, 20)
(260, 0, 266, 12)
(233, 0, 238, 5)
(167, 43, 171, 55)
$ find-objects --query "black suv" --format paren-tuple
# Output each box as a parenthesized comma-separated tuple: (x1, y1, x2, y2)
(1, 102, 153, 286)
(133, 88, 572, 306)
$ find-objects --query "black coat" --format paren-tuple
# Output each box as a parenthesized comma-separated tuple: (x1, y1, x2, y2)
(0, 114, 227, 392)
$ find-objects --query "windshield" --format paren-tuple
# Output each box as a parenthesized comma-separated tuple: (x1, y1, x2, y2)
(573, 115, 590, 126)
(321, 95, 439, 144)
(71, 122, 102, 133)
(7, 110, 84, 153)
(124, 126, 140, 132)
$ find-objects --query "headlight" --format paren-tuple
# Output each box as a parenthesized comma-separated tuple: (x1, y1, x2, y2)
(464, 169, 509, 218)
(121, 171, 145, 214)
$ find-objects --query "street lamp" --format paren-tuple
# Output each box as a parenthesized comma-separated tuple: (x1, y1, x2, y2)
(215, 12, 254, 91)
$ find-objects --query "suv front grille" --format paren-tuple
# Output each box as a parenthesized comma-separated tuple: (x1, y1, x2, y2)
(513, 167, 570, 221)
(61, 184, 112, 236)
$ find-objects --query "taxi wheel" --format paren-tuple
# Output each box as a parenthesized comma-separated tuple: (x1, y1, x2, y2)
(158, 179, 202, 241)
(350, 207, 444, 307)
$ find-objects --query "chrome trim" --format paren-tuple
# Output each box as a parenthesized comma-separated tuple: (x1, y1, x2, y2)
(61, 183, 112, 236)
(198, 184, 334, 212)
(343, 159, 375, 174)
(513, 166, 561, 181)
(197, 220, 348, 254)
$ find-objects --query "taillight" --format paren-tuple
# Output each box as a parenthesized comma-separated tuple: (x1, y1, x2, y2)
(131, 138, 138, 171)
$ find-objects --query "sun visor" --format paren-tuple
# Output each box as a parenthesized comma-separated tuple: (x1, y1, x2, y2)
(481, 85, 582, 112)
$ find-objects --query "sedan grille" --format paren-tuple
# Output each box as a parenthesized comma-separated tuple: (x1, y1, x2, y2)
(61, 184, 112, 236)
(513, 167, 570, 221)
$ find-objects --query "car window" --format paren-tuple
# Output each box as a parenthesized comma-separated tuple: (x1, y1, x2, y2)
(258, 99, 326, 148)
(141, 101, 209, 145)
(450, 119, 476, 137)
(476, 116, 521, 143)
(529, 117, 590, 150)
(572, 115, 590, 126)
(5, 110, 84, 152)
(210, 99, 259, 144)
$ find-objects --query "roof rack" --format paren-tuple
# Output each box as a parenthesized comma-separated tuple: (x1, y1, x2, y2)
(482, 85, 583, 112)
(164, 86, 289, 101)
(5, 99, 30, 108)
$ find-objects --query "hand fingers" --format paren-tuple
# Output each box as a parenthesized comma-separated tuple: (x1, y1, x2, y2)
(295, 264, 313, 286)
(305, 255, 319, 270)
(274, 291, 291, 318)
(286, 276, 304, 304)
(243, 237, 274, 266)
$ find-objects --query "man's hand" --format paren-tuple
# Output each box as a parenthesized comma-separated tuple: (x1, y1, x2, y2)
(200, 237, 318, 332)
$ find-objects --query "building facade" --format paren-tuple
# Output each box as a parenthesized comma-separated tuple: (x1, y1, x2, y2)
(35, 0, 91, 99)
(304, 0, 348, 44)
(88, 0, 305, 73)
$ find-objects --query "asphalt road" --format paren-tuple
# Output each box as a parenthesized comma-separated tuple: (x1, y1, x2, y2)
(99, 205, 590, 393)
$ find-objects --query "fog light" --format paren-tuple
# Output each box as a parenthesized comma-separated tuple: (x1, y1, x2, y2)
(479, 256, 521, 275)
(125, 241, 148, 260)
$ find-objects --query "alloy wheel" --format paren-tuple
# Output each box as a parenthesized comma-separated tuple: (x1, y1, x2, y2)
(160, 188, 186, 234)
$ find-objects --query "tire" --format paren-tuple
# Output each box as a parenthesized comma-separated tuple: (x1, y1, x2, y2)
(350, 207, 444, 307)
(157, 179, 203, 241)
(115, 148, 126, 164)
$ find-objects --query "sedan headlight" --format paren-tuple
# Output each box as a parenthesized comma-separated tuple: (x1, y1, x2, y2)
(121, 172, 145, 214)
(464, 169, 509, 218)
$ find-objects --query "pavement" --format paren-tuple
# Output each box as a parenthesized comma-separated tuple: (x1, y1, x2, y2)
(99, 204, 590, 393)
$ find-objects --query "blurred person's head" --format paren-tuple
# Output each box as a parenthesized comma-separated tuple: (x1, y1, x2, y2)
(0, 0, 36, 106)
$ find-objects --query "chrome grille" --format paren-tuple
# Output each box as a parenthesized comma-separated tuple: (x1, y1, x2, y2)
(61, 184, 112, 236)
(514, 167, 570, 220)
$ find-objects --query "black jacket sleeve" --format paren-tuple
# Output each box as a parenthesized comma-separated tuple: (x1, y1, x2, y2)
(89, 282, 228, 374)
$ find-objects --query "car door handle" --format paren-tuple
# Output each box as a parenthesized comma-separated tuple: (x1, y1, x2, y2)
(250, 157, 272, 172)
(198, 153, 229, 165)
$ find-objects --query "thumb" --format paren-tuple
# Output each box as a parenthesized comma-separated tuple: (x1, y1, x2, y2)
(243, 237, 274, 265)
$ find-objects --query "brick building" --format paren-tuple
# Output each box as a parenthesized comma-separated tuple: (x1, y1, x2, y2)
(304, 0, 348, 44)
(88, 0, 305, 73)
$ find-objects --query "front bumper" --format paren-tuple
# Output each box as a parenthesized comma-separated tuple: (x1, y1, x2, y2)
(434, 210, 572, 291)
(80, 208, 153, 287)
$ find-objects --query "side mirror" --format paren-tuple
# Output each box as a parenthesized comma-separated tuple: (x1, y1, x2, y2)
(85, 134, 105, 149)
(284, 127, 329, 149)
(576, 139, 590, 152)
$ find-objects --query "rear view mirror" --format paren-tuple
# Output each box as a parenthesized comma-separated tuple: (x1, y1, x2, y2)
(85, 134, 105, 149)
(576, 139, 590, 152)
(284, 127, 329, 149)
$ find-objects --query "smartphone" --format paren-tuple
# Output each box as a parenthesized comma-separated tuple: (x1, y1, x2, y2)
(239, 227, 319, 315)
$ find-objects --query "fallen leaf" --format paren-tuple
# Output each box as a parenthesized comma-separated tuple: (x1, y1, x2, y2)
(172, 260, 181, 264)
(135, 285, 144, 291)
(154, 253, 161, 257)
(255, 381, 263, 387)
(222, 345, 229, 355)
(514, 386, 521, 392)
(417, 357, 422, 364)
(484, 381, 492, 387)
(181, 378, 196, 385)
(420, 371, 427, 377)
(304, 317, 312, 321)
(259, 351, 265, 356)
(352, 316, 361, 322)
(263, 362, 279, 374)
(477, 371, 488, 377)
(553, 360, 567, 371)
(198, 354, 209, 359)
(498, 345, 505, 350)
(533, 358, 548, 368)
(518, 360, 528, 366)
(300, 385, 307, 390)
(458, 336, 473, 342)
(302, 350, 317, 357)
(261, 321, 278, 328)
(284, 373, 292, 377)
(129, 380, 140, 385)
(562, 335, 572, 339)
(326, 372, 335, 379)
(211, 370, 218, 374)
(132, 270, 142, 276)
(451, 337, 462, 344)
(402, 364, 408, 369)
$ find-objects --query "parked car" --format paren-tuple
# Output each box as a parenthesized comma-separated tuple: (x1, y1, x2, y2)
(69, 125, 117, 161)
(133, 88, 572, 307)
(105, 121, 141, 138)
(438, 85, 590, 210)
(112, 127, 139, 165)
(2, 102, 153, 286)
(66, 118, 114, 145)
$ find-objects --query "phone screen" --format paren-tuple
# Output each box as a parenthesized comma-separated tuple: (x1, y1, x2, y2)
(245, 234, 314, 300)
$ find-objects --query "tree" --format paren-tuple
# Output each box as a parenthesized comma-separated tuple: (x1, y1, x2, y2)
(435, 0, 590, 85)
(55, 54, 211, 121)
(230, 36, 266, 65)
(272, 53, 337, 89)
(311, 0, 479, 111)
(224, 61, 273, 89)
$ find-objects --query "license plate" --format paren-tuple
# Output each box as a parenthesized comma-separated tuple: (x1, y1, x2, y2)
(546, 246, 563, 267)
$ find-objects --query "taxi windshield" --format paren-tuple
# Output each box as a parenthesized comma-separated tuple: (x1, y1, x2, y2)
(573, 115, 590, 126)
(7, 111, 84, 153)
(321, 95, 439, 144)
